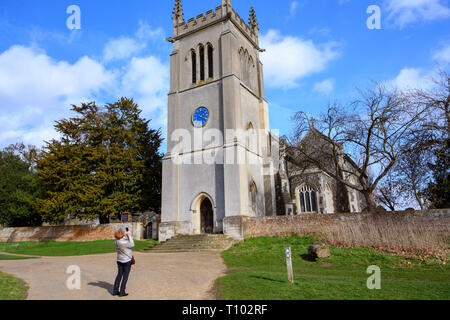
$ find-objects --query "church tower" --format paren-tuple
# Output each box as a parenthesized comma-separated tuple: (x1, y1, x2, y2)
(160, 0, 276, 241)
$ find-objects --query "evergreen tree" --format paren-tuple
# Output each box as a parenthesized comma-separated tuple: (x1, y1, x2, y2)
(0, 143, 42, 227)
(35, 98, 163, 224)
(427, 141, 450, 209)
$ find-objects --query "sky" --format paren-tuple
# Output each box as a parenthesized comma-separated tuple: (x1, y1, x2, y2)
(0, 0, 449, 153)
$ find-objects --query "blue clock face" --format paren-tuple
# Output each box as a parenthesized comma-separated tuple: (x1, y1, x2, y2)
(192, 107, 209, 128)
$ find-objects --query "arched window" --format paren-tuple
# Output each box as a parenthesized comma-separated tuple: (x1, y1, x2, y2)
(326, 184, 334, 214)
(297, 185, 318, 213)
(239, 47, 245, 80)
(199, 45, 205, 81)
(248, 56, 255, 90)
(238, 47, 256, 90)
(207, 44, 213, 79)
(247, 122, 257, 153)
(243, 52, 250, 86)
(250, 181, 257, 214)
(191, 50, 197, 84)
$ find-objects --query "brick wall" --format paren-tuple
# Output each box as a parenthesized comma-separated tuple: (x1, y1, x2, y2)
(0, 222, 144, 242)
(224, 209, 450, 245)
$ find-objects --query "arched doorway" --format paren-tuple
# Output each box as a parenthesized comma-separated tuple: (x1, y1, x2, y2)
(200, 198, 214, 234)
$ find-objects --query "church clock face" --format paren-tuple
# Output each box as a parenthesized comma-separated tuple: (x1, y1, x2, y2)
(192, 106, 209, 128)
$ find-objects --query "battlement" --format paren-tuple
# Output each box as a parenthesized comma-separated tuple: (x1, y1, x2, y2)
(173, 5, 259, 45)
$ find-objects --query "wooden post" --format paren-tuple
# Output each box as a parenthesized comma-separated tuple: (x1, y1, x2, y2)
(286, 247, 294, 283)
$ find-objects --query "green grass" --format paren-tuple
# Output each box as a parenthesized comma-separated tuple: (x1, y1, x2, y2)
(217, 236, 450, 300)
(0, 271, 27, 300)
(0, 239, 158, 257)
(0, 254, 37, 260)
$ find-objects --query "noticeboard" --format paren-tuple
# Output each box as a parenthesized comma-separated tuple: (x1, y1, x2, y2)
(121, 212, 129, 223)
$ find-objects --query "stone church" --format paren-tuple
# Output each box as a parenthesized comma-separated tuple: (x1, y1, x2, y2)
(160, 0, 365, 241)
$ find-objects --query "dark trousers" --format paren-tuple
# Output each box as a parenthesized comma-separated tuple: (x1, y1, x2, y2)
(114, 261, 132, 295)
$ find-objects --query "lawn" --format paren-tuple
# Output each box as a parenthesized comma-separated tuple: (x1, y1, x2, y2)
(0, 254, 37, 260)
(216, 236, 450, 300)
(0, 239, 158, 256)
(0, 271, 27, 300)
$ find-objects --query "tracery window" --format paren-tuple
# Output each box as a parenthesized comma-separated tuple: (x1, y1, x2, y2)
(199, 44, 205, 81)
(250, 181, 257, 213)
(191, 50, 196, 84)
(207, 44, 213, 79)
(191, 43, 214, 84)
(298, 185, 318, 213)
(239, 47, 256, 90)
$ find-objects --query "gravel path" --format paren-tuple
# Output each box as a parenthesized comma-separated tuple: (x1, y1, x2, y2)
(0, 251, 226, 300)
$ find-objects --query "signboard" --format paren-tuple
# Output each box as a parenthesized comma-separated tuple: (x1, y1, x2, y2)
(286, 246, 294, 283)
(285, 247, 291, 259)
(121, 212, 129, 223)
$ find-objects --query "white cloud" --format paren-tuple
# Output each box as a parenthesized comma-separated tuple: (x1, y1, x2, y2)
(289, 2, 299, 16)
(0, 24, 170, 148)
(0, 46, 113, 99)
(385, 0, 450, 28)
(103, 22, 164, 63)
(136, 21, 165, 41)
(260, 30, 341, 88)
(313, 79, 335, 95)
(120, 56, 169, 126)
(433, 44, 450, 63)
(0, 45, 116, 147)
(103, 37, 146, 63)
(387, 67, 434, 91)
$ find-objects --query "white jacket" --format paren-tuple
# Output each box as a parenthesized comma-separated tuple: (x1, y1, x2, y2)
(115, 236, 135, 263)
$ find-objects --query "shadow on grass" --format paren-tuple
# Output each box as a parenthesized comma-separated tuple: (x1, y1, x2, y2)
(88, 281, 115, 295)
(248, 275, 285, 283)
(300, 254, 317, 262)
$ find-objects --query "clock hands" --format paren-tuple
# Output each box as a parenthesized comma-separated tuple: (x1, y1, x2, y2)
(193, 108, 208, 127)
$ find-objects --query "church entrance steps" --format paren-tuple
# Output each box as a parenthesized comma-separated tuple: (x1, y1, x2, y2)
(143, 234, 238, 253)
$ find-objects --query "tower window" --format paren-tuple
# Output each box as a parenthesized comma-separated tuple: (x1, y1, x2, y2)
(250, 181, 257, 214)
(207, 45, 213, 79)
(191, 50, 196, 84)
(199, 45, 205, 81)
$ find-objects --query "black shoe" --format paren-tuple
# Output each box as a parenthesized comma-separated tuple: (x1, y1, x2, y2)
(119, 293, 129, 297)
(112, 292, 119, 296)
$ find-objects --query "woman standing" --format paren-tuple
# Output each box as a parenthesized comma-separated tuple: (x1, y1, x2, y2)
(113, 228, 134, 297)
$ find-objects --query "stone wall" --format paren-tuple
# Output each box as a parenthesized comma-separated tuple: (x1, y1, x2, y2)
(223, 209, 450, 242)
(0, 222, 144, 242)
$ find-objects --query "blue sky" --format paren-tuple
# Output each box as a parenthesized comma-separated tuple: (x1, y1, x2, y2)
(0, 0, 449, 152)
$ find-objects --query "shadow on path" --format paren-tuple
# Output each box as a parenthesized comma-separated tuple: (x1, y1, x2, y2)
(88, 281, 115, 295)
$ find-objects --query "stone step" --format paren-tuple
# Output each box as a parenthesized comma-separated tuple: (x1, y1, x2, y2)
(170, 235, 229, 240)
(151, 241, 233, 247)
(143, 234, 237, 253)
(146, 244, 232, 250)
(148, 242, 235, 249)
(145, 249, 225, 253)
(148, 247, 230, 251)
(158, 240, 234, 245)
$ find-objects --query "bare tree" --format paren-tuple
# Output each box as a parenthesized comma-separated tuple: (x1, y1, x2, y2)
(396, 143, 432, 210)
(287, 83, 429, 212)
(374, 171, 403, 211)
(412, 69, 449, 146)
(410, 69, 450, 208)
